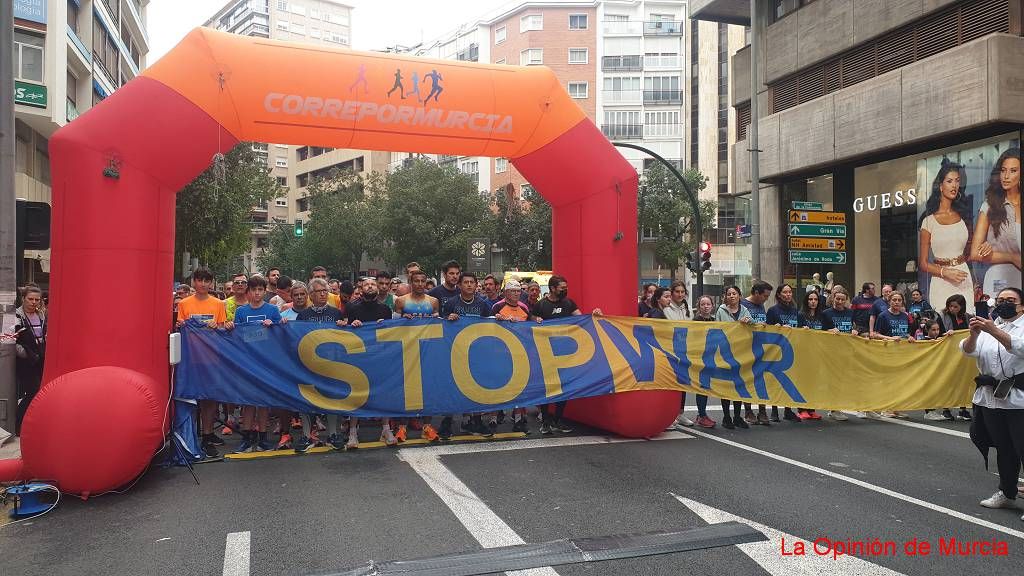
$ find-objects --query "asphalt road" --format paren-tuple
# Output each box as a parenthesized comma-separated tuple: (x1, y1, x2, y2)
(2, 410, 1023, 576)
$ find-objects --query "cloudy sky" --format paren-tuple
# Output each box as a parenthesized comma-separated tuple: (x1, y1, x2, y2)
(148, 0, 521, 62)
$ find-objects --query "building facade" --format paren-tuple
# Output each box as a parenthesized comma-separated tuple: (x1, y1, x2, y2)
(392, 0, 746, 286)
(204, 0, 366, 273)
(694, 0, 1023, 306)
(14, 0, 150, 287)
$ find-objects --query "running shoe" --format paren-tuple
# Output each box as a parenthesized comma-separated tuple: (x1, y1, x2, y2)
(734, 417, 750, 429)
(722, 415, 735, 429)
(554, 420, 573, 434)
(980, 492, 1019, 509)
(485, 420, 498, 438)
(923, 411, 946, 421)
(879, 411, 896, 418)
(958, 409, 972, 421)
(203, 433, 225, 447)
(326, 434, 344, 451)
(256, 432, 273, 452)
(891, 411, 909, 419)
(540, 422, 553, 435)
(828, 411, 848, 421)
(235, 432, 255, 453)
(395, 424, 407, 443)
(806, 410, 821, 420)
(276, 433, 293, 451)
(512, 418, 530, 434)
(221, 426, 234, 436)
(941, 409, 955, 421)
(675, 415, 695, 427)
(381, 426, 398, 446)
(695, 415, 716, 428)
(744, 411, 757, 424)
(202, 442, 218, 458)
(755, 412, 771, 426)
(853, 411, 869, 418)
(421, 424, 439, 442)
(783, 408, 800, 421)
(345, 428, 360, 450)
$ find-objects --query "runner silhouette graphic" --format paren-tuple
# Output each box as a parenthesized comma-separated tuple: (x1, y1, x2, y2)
(422, 69, 444, 105)
(349, 64, 369, 94)
(387, 68, 405, 99)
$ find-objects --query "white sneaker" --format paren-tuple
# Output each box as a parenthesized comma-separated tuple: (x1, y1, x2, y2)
(828, 410, 848, 421)
(853, 411, 869, 419)
(980, 492, 1019, 509)
(879, 411, 896, 418)
(923, 411, 946, 421)
(675, 415, 695, 427)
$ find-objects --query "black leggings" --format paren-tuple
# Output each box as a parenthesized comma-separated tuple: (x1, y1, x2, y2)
(980, 406, 1024, 500)
(721, 399, 742, 419)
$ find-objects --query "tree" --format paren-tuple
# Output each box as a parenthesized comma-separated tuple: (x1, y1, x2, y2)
(175, 143, 279, 277)
(378, 159, 492, 275)
(489, 184, 553, 271)
(638, 163, 716, 279)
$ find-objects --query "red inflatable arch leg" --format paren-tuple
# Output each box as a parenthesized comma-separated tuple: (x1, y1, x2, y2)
(0, 29, 676, 493)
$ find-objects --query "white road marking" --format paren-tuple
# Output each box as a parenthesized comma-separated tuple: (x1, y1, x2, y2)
(222, 531, 251, 576)
(862, 413, 971, 439)
(672, 494, 905, 575)
(398, 432, 693, 576)
(685, 428, 1024, 541)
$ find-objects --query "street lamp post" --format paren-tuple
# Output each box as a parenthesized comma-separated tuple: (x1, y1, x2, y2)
(612, 142, 705, 297)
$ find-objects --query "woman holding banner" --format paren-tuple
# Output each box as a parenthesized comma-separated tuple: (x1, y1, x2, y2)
(919, 159, 974, 309)
(716, 286, 752, 430)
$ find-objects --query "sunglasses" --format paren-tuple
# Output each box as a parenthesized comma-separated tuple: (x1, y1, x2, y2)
(232, 280, 248, 285)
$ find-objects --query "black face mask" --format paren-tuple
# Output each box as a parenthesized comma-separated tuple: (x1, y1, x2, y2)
(994, 302, 1020, 320)
(559, 288, 569, 299)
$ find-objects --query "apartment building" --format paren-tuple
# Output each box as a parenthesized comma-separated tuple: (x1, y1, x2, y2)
(204, 0, 383, 274)
(13, 0, 150, 287)
(694, 0, 1023, 301)
(392, 0, 745, 285)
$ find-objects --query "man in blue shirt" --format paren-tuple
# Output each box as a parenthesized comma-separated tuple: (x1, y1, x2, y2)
(868, 283, 895, 337)
(428, 260, 462, 310)
(740, 281, 773, 423)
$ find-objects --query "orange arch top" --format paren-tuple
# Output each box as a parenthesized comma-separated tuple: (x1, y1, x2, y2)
(143, 28, 587, 159)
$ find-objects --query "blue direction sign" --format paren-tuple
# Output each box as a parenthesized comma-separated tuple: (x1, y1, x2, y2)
(791, 201, 823, 211)
(790, 250, 847, 264)
(788, 223, 846, 238)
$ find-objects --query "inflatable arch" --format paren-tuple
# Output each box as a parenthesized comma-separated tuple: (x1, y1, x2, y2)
(4, 29, 681, 495)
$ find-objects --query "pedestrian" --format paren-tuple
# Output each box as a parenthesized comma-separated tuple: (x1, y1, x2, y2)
(345, 276, 399, 448)
(638, 283, 657, 316)
(872, 291, 914, 418)
(796, 290, 824, 421)
(526, 281, 541, 308)
(961, 287, 1024, 521)
(482, 274, 503, 307)
(375, 271, 396, 311)
(294, 278, 347, 451)
(868, 283, 895, 337)
(532, 275, 602, 435)
(490, 279, 533, 435)
(176, 268, 229, 457)
(441, 272, 496, 439)
(229, 274, 284, 452)
(13, 286, 46, 436)
(742, 281, 773, 423)
(922, 294, 976, 422)
(716, 285, 752, 430)
(908, 288, 933, 316)
(683, 294, 716, 429)
(851, 282, 878, 335)
(224, 272, 249, 319)
(265, 267, 281, 302)
(644, 287, 671, 319)
(428, 260, 462, 310)
(821, 286, 856, 420)
(269, 274, 293, 311)
(281, 281, 309, 321)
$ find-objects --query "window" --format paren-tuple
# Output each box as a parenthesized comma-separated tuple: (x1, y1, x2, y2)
(67, 72, 78, 106)
(310, 27, 321, 39)
(568, 48, 588, 64)
(275, 157, 288, 168)
(290, 4, 305, 16)
(276, 20, 289, 30)
(14, 31, 44, 83)
(520, 48, 543, 65)
(520, 14, 543, 32)
(310, 8, 320, 19)
(277, 0, 288, 10)
(495, 26, 506, 44)
(291, 22, 305, 35)
(275, 198, 288, 207)
(602, 76, 641, 102)
(276, 176, 287, 186)
(606, 14, 628, 21)
(569, 14, 588, 30)
(568, 82, 588, 99)
(644, 76, 681, 103)
(67, 0, 80, 35)
(495, 158, 508, 173)
(296, 198, 309, 213)
(644, 111, 681, 137)
(602, 110, 641, 139)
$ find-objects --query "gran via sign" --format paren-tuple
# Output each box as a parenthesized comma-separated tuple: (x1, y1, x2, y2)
(15, 81, 47, 108)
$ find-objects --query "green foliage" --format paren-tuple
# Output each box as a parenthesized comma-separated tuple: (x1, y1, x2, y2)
(638, 163, 717, 276)
(490, 184, 552, 270)
(175, 143, 279, 276)
(378, 159, 492, 274)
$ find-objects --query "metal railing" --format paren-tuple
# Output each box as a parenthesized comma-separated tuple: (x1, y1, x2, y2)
(643, 89, 683, 104)
(644, 21, 683, 35)
(601, 55, 642, 71)
(601, 124, 642, 140)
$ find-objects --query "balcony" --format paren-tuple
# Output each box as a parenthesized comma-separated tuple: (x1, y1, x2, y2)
(643, 90, 683, 105)
(644, 21, 684, 35)
(601, 55, 642, 72)
(602, 89, 642, 104)
(602, 20, 644, 35)
(644, 123, 683, 138)
(601, 124, 642, 140)
(644, 54, 682, 69)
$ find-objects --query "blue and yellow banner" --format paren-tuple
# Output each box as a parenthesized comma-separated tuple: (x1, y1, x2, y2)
(176, 316, 979, 416)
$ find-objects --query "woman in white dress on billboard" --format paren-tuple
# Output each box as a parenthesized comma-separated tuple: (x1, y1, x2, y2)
(971, 148, 1021, 296)
(918, 159, 973, 309)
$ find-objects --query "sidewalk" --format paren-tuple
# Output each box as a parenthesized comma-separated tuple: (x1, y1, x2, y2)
(0, 436, 21, 460)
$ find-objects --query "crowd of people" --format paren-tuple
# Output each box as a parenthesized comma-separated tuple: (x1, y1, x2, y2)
(173, 260, 600, 458)
(635, 278, 1001, 430)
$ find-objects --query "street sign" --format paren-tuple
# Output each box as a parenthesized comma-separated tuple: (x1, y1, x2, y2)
(788, 210, 846, 224)
(14, 81, 47, 108)
(735, 224, 751, 238)
(467, 238, 490, 273)
(789, 250, 847, 264)
(788, 223, 846, 238)
(791, 201, 823, 211)
(789, 237, 846, 250)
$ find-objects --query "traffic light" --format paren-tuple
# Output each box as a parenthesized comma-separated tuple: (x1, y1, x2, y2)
(294, 219, 304, 238)
(684, 250, 696, 274)
(699, 241, 712, 271)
